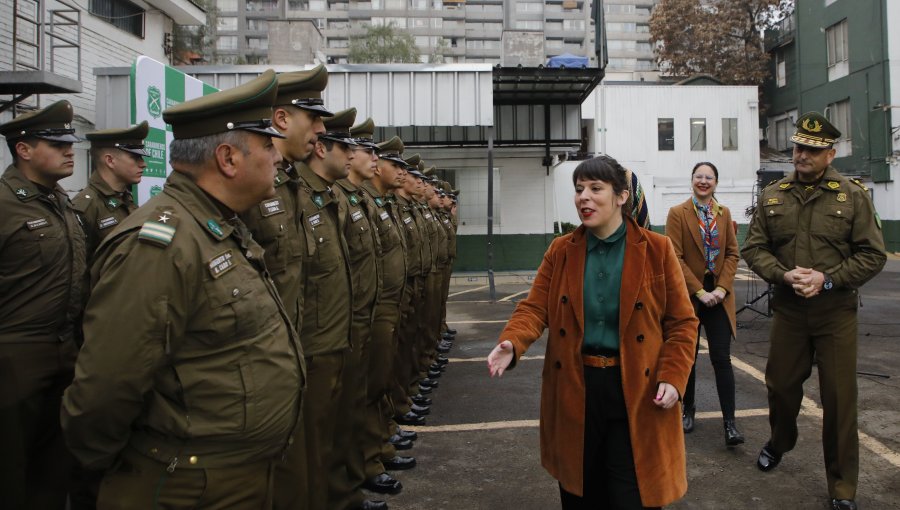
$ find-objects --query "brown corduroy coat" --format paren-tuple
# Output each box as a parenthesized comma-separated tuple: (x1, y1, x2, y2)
(665, 199, 740, 337)
(499, 219, 698, 507)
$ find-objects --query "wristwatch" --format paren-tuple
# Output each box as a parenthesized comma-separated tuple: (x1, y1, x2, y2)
(823, 274, 834, 291)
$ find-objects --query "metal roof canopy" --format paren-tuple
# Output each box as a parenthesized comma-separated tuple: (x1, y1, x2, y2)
(492, 65, 603, 106)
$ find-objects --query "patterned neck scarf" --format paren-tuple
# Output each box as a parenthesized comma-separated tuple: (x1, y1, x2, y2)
(692, 196, 720, 273)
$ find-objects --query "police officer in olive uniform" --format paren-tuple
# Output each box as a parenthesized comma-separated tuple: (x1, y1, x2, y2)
(237, 65, 333, 510)
(436, 182, 457, 342)
(413, 169, 445, 388)
(73, 121, 149, 262)
(742, 112, 886, 510)
(0, 100, 86, 510)
(62, 70, 306, 509)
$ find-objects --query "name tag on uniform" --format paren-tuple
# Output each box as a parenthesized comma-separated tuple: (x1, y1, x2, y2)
(403, 216, 413, 225)
(308, 213, 322, 227)
(25, 218, 50, 230)
(379, 211, 390, 221)
(424, 213, 432, 219)
(443, 218, 450, 224)
(208, 250, 235, 279)
(765, 198, 782, 206)
(98, 216, 119, 230)
(351, 210, 364, 223)
(260, 199, 285, 217)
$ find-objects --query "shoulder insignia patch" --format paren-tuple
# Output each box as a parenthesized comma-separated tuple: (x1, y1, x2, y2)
(15, 188, 28, 198)
(139, 221, 176, 247)
(778, 183, 791, 190)
(107, 198, 120, 209)
(851, 178, 869, 191)
(836, 192, 847, 203)
(349, 194, 359, 206)
(206, 219, 224, 237)
(98, 216, 119, 230)
(827, 181, 840, 190)
(208, 250, 235, 279)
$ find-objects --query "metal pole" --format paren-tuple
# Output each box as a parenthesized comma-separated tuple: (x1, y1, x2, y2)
(487, 127, 496, 301)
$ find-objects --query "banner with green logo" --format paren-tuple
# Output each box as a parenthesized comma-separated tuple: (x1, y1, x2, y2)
(130, 56, 218, 205)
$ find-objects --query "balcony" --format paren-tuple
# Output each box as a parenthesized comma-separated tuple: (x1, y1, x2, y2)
(765, 14, 795, 51)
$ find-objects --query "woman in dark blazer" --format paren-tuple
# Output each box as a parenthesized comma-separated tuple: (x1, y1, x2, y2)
(665, 161, 744, 446)
(487, 156, 698, 509)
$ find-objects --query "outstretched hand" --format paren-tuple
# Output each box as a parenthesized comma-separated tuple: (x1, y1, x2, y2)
(487, 340, 514, 378)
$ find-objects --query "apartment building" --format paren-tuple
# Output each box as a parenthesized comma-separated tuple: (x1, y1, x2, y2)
(212, 0, 659, 78)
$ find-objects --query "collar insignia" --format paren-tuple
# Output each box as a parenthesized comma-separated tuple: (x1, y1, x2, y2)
(778, 183, 791, 189)
(107, 198, 120, 208)
(207, 219, 224, 237)
(349, 194, 359, 206)
(16, 188, 28, 197)
(313, 194, 325, 208)
(375, 197, 384, 207)
(836, 192, 847, 203)
(827, 181, 840, 190)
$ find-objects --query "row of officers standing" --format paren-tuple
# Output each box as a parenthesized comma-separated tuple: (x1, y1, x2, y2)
(0, 65, 460, 510)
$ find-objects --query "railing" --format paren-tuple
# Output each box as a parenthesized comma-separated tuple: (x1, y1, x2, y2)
(12, 0, 82, 81)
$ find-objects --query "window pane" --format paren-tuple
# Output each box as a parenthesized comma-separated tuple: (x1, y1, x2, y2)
(658, 118, 674, 151)
(722, 118, 738, 151)
(690, 118, 706, 151)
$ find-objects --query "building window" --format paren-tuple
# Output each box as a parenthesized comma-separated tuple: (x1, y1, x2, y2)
(690, 118, 707, 151)
(562, 19, 584, 31)
(409, 0, 428, 8)
(217, 36, 238, 50)
(826, 19, 849, 81)
(89, 0, 144, 37)
(773, 115, 794, 151)
(515, 20, 543, 30)
(722, 118, 738, 151)
(776, 50, 786, 87)
(328, 38, 349, 48)
(827, 99, 852, 157)
(217, 17, 237, 31)
(217, 0, 238, 10)
(247, 37, 268, 50)
(385, 0, 404, 8)
(247, 19, 268, 31)
(658, 118, 674, 151)
(515, 2, 543, 12)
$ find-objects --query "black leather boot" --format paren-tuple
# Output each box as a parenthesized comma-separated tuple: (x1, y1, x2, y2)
(682, 406, 695, 433)
(724, 419, 745, 446)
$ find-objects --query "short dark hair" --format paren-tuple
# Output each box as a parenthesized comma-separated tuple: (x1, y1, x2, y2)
(572, 155, 629, 196)
(6, 137, 39, 162)
(692, 161, 719, 180)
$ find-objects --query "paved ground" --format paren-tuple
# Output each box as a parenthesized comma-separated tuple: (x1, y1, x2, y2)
(371, 260, 900, 510)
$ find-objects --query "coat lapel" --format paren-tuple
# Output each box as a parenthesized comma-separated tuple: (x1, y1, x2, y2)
(619, 219, 647, 335)
(683, 201, 704, 256)
(566, 227, 587, 336)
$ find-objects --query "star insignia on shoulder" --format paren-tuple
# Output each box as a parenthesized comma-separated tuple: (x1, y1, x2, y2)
(158, 214, 171, 223)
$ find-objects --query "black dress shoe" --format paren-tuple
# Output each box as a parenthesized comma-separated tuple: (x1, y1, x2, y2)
(410, 403, 430, 415)
(411, 394, 432, 406)
(427, 369, 442, 379)
(388, 434, 413, 450)
(436, 355, 449, 364)
(831, 498, 857, 510)
(417, 383, 432, 394)
(362, 473, 403, 495)
(442, 332, 455, 340)
(396, 428, 418, 441)
(429, 362, 446, 372)
(384, 455, 417, 470)
(756, 442, 782, 472)
(359, 499, 389, 510)
(396, 411, 425, 426)
(446, 328, 457, 335)
(724, 419, 745, 447)
(420, 377, 439, 388)
(682, 406, 695, 433)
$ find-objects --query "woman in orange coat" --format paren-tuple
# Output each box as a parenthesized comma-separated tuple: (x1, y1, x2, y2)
(665, 162, 743, 447)
(487, 156, 698, 509)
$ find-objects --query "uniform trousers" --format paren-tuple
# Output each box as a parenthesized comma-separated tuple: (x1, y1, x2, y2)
(683, 274, 737, 420)
(767, 287, 859, 500)
(98, 448, 274, 510)
(439, 258, 454, 333)
(416, 270, 442, 378)
(391, 276, 420, 417)
(0, 340, 77, 510)
(364, 301, 402, 478)
(275, 350, 346, 510)
(558, 364, 658, 510)
(330, 338, 368, 510)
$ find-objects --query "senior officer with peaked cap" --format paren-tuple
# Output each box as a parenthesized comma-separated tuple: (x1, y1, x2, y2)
(62, 70, 306, 509)
(73, 121, 149, 261)
(742, 112, 886, 510)
(0, 100, 86, 510)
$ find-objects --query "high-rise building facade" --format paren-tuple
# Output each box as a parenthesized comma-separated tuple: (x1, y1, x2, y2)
(211, 0, 659, 78)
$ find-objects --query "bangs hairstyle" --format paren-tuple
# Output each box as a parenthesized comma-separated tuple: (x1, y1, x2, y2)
(692, 161, 719, 180)
(572, 155, 629, 196)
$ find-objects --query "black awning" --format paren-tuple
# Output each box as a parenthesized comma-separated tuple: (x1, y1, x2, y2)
(492, 66, 603, 106)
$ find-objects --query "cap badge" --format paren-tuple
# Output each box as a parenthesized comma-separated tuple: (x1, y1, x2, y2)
(207, 219, 224, 237)
(836, 192, 847, 203)
(15, 188, 28, 197)
(802, 118, 823, 133)
(827, 181, 840, 190)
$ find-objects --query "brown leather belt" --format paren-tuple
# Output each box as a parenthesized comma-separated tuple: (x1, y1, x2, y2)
(583, 354, 620, 368)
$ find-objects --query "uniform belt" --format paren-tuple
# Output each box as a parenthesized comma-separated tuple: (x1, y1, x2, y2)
(583, 354, 620, 368)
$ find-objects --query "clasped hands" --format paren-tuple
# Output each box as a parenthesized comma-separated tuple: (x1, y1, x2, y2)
(783, 266, 825, 298)
(697, 288, 726, 308)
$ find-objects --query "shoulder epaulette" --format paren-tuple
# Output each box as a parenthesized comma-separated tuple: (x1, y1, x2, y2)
(851, 178, 869, 192)
(138, 210, 177, 247)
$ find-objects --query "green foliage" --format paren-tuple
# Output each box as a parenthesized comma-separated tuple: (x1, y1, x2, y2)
(554, 221, 578, 236)
(349, 24, 421, 64)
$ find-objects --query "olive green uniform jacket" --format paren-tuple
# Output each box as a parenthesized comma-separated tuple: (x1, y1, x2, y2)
(0, 164, 87, 344)
(741, 166, 886, 290)
(395, 195, 424, 278)
(72, 171, 137, 262)
(362, 183, 406, 304)
(61, 171, 305, 470)
(336, 178, 381, 323)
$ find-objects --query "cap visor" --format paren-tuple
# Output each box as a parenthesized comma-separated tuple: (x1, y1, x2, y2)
(381, 155, 407, 165)
(122, 147, 151, 157)
(39, 133, 82, 143)
(319, 134, 357, 146)
(298, 104, 335, 117)
(245, 126, 287, 139)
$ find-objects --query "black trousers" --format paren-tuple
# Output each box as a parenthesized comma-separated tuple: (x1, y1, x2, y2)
(683, 274, 736, 420)
(559, 365, 659, 510)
